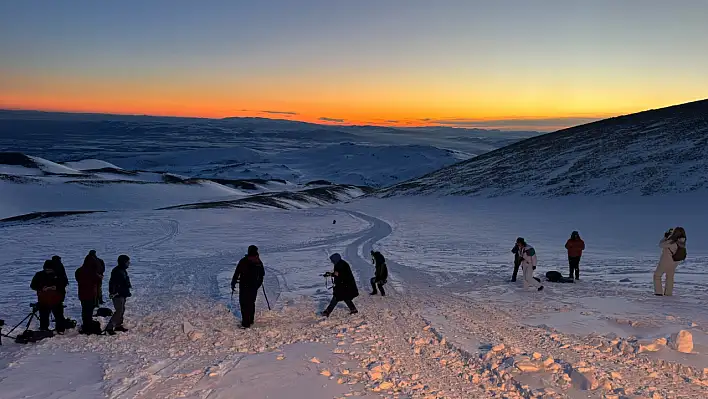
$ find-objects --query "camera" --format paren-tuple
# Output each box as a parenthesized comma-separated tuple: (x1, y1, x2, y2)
(321, 272, 333, 277)
(30, 302, 39, 312)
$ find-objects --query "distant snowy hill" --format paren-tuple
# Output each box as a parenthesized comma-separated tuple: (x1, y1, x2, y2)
(0, 110, 538, 187)
(0, 153, 367, 220)
(380, 99, 708, 198)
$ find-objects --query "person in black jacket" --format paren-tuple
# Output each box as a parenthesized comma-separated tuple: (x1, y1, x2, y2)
(231, 245, 265, 329)
(50, 255, 69, 301)
(369, 250, 388, 296)
(510, 238, 523, 282)
(322, 253, 359, 317)
(106, 255, 132, 335)
(30, 260, 66, 333)
(88, 250, 106, 305)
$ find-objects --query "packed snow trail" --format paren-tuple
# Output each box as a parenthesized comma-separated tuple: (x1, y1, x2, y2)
(1, 207, 707, 398)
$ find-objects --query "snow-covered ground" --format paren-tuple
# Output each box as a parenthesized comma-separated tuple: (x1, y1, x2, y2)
(1, 195, 707, 398)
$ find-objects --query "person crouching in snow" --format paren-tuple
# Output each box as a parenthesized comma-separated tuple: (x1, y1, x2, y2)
(106, 255, 132, 335)
(654, 227, 686, 296)
(322, 253, 359, 317)
(370, 250, 388, 296)
(565, 231, 585, 280)
(516, 237, 544, 291)
(231, 245, 265, 328)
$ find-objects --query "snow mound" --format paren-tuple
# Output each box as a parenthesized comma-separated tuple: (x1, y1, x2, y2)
(63, 159, 122, 171)
(0, 152, 84, 176)
(161, 184, 372, 211)
(380, 99, 708, 197)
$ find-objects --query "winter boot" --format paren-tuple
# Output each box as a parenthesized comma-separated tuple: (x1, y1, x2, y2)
(105, 328, 116, 336)
(114, 326, 128, 333)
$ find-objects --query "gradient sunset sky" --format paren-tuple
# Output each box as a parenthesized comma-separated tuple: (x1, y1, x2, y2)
(1, 0, 707, 131)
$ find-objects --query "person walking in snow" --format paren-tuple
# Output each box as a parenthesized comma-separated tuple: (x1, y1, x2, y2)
(106, 255, 132, 335)
(88, 250, 106, 305)
(510, 238, 523, 282)
(30, 260, 67, 334)
(565, 231, 585, 280)
(322, 253, 359, 317)
(654, 227, 687, 296)
(516, 238, 544, 291)
(370, 250, 388, 296)
(75, 254, 103, 334)
(231, 245, 265, 329)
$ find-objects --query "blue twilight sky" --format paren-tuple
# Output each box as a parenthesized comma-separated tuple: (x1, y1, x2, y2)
(1, 0, 707, 130)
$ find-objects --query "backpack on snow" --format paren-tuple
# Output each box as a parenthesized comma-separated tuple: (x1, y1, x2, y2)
(671, 245, 687, 262)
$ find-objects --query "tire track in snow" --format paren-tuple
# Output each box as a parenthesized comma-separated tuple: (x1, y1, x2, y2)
(131, 219, 180, 251)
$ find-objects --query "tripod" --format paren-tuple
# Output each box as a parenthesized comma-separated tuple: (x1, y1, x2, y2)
(1, 306, 40, 342)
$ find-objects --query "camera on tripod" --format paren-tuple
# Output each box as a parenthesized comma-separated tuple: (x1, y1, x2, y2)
(30, 302, 39, 312)
(321, 272, 333, 278)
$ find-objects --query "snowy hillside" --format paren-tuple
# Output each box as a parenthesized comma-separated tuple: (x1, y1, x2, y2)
(0, 153, 370, 220)
(380, 99, 708, 197)
(0, 110, 538, 188)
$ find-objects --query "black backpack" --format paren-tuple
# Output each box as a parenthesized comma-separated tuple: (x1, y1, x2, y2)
(545, 271, 563, 282)
(672, 245, 687, 262)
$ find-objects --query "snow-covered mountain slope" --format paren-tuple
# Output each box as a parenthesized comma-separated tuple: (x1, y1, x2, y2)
(379, 99, 708, 197)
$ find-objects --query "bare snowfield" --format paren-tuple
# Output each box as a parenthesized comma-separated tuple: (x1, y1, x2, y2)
(1, 195, 707, 398)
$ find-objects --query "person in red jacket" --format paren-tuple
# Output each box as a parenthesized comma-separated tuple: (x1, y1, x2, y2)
(75, 254, 102, 334)
(565, 231, 585, 280)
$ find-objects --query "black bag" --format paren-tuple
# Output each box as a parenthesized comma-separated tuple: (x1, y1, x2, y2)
(545, 271, 575, 283)
(15, 329, 54, 344)
(79, 320, 103, 335)
(671, 246, 686, 262)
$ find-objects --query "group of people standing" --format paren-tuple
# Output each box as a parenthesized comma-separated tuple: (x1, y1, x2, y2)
(30, 250, 132, 336)
(509, 227, 687, 297)
(230, 246, 388, 328)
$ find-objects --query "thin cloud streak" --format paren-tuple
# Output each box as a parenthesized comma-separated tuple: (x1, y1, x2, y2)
(427, 116, 603, 131)
(319, 117, 346, 123)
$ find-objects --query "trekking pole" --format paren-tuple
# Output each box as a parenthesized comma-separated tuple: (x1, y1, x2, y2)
(261, 285, 271, 310)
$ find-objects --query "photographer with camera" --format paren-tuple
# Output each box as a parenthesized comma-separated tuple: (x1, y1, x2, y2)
(231, 245, 265, 329)
(321, 253, 359, 317)
(654, 227, 687, 296)
(30, 260, 66, 334)
(369, 250, 388, 296)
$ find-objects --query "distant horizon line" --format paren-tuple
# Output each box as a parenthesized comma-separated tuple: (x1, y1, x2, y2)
(0, 107, 616, 132)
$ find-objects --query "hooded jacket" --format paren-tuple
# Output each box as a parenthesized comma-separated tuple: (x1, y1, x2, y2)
(31, 266, 64, 306)
(565, 238, 585, 258)
(519, 245, 538, 269)
(371, 251, 388, 281)
(329, 254, 359, 301)
(658, 236, 686, 268)
(109, 262, 132, 298)
(75, 256, 102, 301)
(232, 254, 265, 290)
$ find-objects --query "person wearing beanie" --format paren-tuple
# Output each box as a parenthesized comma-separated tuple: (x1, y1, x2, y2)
(106, 255, 132, 335)
(322, 253, 359, 317)
(231, 245, 265, 328)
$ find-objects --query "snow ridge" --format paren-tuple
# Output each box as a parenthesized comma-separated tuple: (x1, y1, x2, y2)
(380, 99, 708, 198)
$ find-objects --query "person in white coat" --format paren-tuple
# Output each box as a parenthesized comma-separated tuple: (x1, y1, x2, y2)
(654, 227, 687, 296)
(516, 237, 544, 291)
